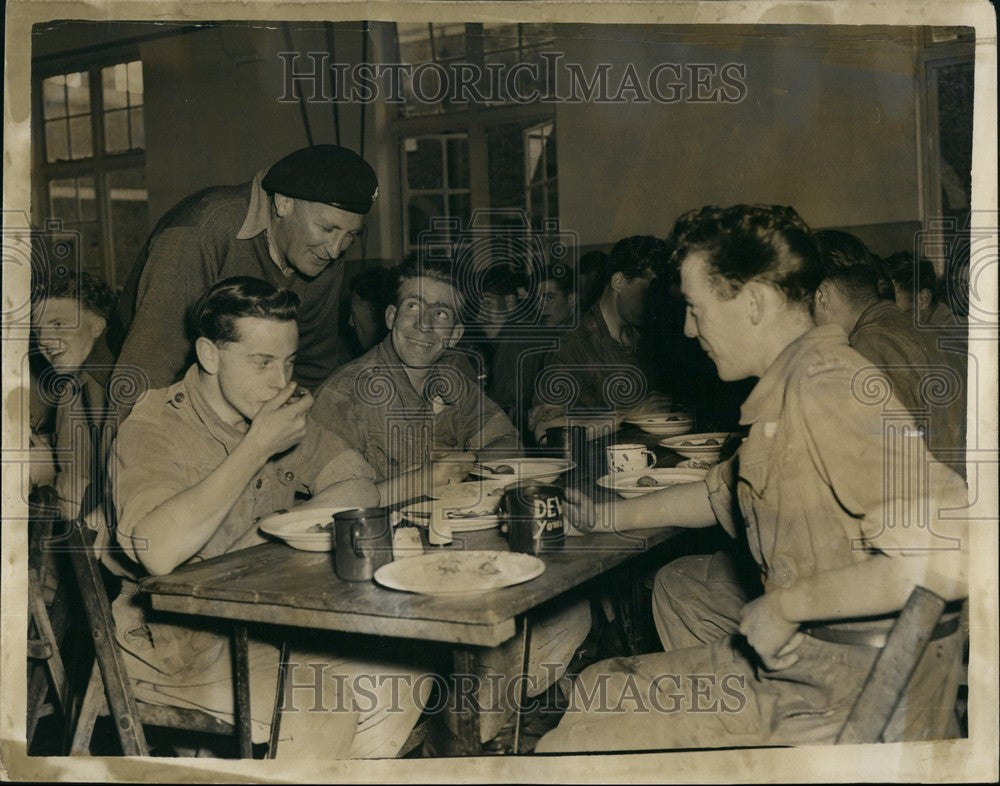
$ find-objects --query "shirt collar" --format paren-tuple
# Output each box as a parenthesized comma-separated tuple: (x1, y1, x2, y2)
(850, 299, 894, 338)
(180, 364, 248, 450)
(739, 324, 849, 426)
(236, 169, 292, 275)
(373, 337, 465, 406)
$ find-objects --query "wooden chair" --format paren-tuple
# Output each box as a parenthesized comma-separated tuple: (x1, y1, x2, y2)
(838, 585, 958, 744)
(26, 491, 69, 750)
(64, 519, 251, 757)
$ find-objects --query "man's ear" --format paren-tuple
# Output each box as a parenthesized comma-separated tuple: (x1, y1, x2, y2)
(813, 282, 828, 313)
(385, 304, 397, 331)
(918, 288, 933, 313)
(743, 281, 766, 325)
(273, 193, 294, 218)
(609, 271, 626, 293)
(195, 337, 220, 374)
(89, 314, 107, 339)
(446, 323, 465, 348)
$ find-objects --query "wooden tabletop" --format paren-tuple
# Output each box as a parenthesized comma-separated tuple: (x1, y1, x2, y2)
(141, 526, 680, 647)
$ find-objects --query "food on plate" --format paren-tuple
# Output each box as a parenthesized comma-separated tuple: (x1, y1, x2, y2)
(307, 521, 334, 533)
(492, 464, 516, 474)
(680, 440, 693, 446)
(635, 475, 660, 487)
(703, 438, 720, 445)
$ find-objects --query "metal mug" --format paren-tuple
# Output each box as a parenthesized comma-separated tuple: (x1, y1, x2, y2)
(500, 482, 566, 555)
(543, 425, 588, 464)
(333, 507, 394, 581)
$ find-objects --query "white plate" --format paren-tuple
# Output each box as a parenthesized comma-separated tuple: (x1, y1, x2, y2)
(624, 413, 695, 437)
(470, 458, 575, 484)
(400, 502, 501, 533)
(426, 480, 507, 508)
(374, 550, 545, 595)
(659, 432, 730, 461)
(596, 468, 708, 498)
(258, 506, 359, 551)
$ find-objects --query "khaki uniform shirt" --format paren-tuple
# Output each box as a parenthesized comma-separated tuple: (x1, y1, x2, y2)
(309, 338, 521, 482)
(110, 364, 375, 682)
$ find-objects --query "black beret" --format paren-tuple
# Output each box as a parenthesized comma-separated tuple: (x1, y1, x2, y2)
(262, 145, 379, 215)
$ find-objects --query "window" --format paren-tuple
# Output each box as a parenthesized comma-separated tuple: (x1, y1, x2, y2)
(34, 58, 148, 289)
(393, 22, 554, 116)
(391, 24, 559, 255)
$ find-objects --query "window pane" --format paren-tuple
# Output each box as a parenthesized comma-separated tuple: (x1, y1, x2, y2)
(487, 124, 526, 209)
(65, 71, 90, 116)
(397, 22, 434, 64)
(102, 64, 129, 110)
(408, 195, 445, 247)
(482, 23, 520, 53)
(129, 106, 145, 149)
(448, 193, 470, 228)
(78, 177, 97, 222)
(68, 115, 93, 159)
(432, 23, 466, 60)
(104, 109, 129, 153)
(109, 167, 150, 287)
(521, 23, 555, 46)
(74, 222, 103, 279)
(526, 133, 546, 185)
(49, 179, 80, 223)
(446, 137, 469, 189)
(406, 138, 443, 189)
(42, 76, 66, 120)
(126, 60, 144, 102)
(45, 119, 69, 163)
(545, 129, 557, 179)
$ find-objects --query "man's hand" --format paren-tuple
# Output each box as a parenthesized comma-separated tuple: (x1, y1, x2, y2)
(430, 451, 476, 487)
(738, 592, 803, 671)
(563, 486, 611, 536)
(244, 383, 314, 461)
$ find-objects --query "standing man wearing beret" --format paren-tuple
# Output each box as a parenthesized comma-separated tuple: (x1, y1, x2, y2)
(109, 145, 379, 409)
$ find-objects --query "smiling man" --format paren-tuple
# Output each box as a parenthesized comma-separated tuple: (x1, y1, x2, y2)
(109, 145, 378, 407)
(31, 271, 117, 523)
(537, 205, 969, 753)
(309, 255, 519, 493)
(310, 258, 590, 746)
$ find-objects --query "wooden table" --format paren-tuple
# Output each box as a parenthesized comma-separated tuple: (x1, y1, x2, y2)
(140, 524, 681, 756)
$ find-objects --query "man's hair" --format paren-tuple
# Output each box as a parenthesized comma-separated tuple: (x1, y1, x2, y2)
(349, 266, 395, 320)
(191, 276, 300, 344)
(480, 263, 522, 297)
(606, 236, 669, 284)
(579, 249, 609, 277)
(882, 251, 938, 303)
(391, 255, 463, 315)
(540, 263, 575, 296)
(669, 204, 822, 306)
(813, 229, 882, 303)
(35, 271, 116, 322)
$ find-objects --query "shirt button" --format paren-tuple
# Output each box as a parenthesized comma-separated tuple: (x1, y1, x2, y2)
(284, 471, 295, 481)
(255, 478, 263, 489)
(174, 392, 185, 403)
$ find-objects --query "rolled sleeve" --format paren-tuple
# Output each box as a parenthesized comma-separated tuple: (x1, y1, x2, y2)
(110, 419, 191, 563)
(704, 456, 740, 539)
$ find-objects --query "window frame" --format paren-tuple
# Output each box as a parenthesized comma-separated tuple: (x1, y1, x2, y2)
(32, 48, 147, 289)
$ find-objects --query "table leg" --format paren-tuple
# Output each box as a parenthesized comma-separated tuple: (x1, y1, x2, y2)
(266, 639, 290, 758)
(512, 615, 532, 754)
(448, 649, 482, 756)
(232, 623, 253, 758)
